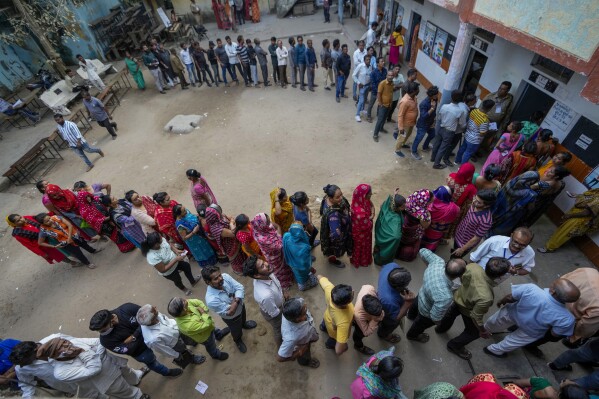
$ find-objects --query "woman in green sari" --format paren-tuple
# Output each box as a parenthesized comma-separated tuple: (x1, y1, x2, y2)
(124, 50, 145, 90)
(373, 189, 406, 266)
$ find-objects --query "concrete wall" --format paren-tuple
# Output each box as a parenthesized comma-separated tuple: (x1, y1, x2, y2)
(171, 0, 275, 20)
(473, 0, 599, 62)
(0, 37, 49, 93)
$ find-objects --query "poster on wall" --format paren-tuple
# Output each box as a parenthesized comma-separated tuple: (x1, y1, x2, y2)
(444, 34, 456, 61)
(431, 29, 448, 65)
(584, 166, 599, 189)
(422, 22, 437, 57)
(394, 4, 404, 30)
(540, 101, 579, 141)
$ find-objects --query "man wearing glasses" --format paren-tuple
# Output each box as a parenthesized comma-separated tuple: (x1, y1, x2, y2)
(470, 227, 535, 284)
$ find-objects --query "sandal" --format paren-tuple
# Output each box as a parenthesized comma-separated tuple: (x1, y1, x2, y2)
(537, 247, 554, 253)
(384, 334, 401, 343)
(86, 263, 97, 269)
(407, 333, 430, 343)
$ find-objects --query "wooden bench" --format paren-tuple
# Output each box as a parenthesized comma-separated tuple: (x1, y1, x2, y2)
(3, 138, 63, 186)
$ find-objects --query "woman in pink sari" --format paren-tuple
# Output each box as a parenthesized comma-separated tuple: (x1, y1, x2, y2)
(186, 169, 218, 210)
(421, 186, 459, 251)
(350, 184, 375, 268)
(481, 121, 523, 173)
(251, 213, 294, 289)
(204, 206, 246, 274)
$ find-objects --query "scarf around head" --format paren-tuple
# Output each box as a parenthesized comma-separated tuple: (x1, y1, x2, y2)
(251, 212, 282, 251)
(451, 163, 475, 185)
(283, 222, 311, 270)
(356, 347, 403, 398)
(205, 206, 227, 247)
(46, 184, 78, 212)
(405, 189, 431, 222)
(37, 338, 84, 361)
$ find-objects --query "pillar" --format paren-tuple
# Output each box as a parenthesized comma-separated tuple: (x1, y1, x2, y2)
(439, 21, 475, 106)
(368, 0, 377, 26)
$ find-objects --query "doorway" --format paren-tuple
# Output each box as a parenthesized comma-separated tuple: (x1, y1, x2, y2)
(404, 11, 421, 63)
(460, 49, 488, 95)
(510, 82, 555, 123)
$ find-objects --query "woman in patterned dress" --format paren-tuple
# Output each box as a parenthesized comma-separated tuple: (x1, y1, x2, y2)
(350, 183, 375, 268)
(251, 213, 294, 289)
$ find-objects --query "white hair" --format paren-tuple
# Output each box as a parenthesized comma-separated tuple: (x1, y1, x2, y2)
(136, 304, 155, 326)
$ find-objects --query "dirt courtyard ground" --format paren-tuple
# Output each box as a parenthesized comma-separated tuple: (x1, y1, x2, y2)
(0, 16, 596, 399)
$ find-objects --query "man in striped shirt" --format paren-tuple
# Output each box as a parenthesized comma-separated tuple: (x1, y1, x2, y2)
(54, 114, 104, 171)
(455, 99, 495, 164)
(452, 190, 496, 258)
(236, 35, 252, 87)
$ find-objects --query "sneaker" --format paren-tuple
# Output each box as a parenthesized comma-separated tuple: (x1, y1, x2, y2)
(373, 135, 379, 142)
(444, 160, 456, 167)
(447, 346, 472, 360)
(99, 150, 105, 157)
(325, 86, 331, 91)
(395, 151, 405, 158)
(192, 355, 206, 364)
(243, 320, 257, 329)
(548, 362, 572, 371)
(355, 115, 361, 122)
(166, 368, 183, 378)
(411, 152, 422, 160)
(236, 340, 247, 353)
(300, 86, 306, 91)
(336, 97, 340, 103)
(483, 346, 507, 358)
(215, 327, 230, 341)
(86, 164, 95, 172)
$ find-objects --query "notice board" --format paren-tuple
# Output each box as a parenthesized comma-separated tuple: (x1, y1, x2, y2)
(562, 116, 599, 168)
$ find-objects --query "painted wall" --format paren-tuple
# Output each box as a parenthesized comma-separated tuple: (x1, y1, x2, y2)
(0, 37, 48, 93)
(473, 0, 599, 62)
(171, 0, 275, 20)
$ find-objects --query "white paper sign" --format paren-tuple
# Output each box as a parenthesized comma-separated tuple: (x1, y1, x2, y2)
(579, 134, 593, 145)
(195, 380, 208, 394)
(575, 139, 589, 150)
(489, 122, 498, 131)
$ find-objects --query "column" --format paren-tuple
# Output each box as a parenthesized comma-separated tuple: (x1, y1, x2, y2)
(368, 0, 378, 25)
(439, 21, 475, 106)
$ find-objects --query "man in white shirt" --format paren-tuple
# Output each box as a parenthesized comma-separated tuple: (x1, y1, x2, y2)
(470, 227, 536, 284)
(365, 22, 378, 48)
(136, 304, 206, 367)
(76, 55, 105, 90)
(55, 113, 104, 171)
(352, 55, 372, 122)
(180, 43, 199, 86)
(431, 90, 467, 169)
(243, 255, 286, 346)
(352, 40, 367, 101)
(225, 35, 247, 84)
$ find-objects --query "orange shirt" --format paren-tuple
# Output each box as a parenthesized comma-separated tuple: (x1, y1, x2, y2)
(397, 93, 418, 130)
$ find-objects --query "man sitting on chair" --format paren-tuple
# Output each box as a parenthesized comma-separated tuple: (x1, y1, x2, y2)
(0, 97, 40, 123)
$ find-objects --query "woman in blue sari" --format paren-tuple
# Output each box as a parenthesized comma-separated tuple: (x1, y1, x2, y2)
(283, 222, 318, 291)
(490, 171, 539, 236)
(173, 204, 217, 267)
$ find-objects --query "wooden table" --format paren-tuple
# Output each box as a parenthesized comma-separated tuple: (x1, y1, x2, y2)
(3, 138, 63, 185)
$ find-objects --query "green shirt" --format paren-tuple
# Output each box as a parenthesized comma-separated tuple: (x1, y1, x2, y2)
(520, 121, 539, 140)
(530, 377, 552, 394)
(175, 299, 215, 343)
(453, 263, 497, 325)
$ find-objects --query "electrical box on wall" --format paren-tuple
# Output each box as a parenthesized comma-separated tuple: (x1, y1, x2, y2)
(529, 71, 559, 93)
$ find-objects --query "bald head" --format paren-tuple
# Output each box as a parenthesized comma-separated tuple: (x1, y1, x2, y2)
(551, 278, 580, 304)
(445, 258, 467, 280)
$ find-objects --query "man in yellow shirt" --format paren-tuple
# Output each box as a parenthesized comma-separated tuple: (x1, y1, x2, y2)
(318, 275, 354, 355)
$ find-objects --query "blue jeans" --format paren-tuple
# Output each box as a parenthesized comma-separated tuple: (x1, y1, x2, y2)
(185, 63, 198, 84)
(356, 85, 369, 116)
(335, 75, 346, 98)
(250, 64, 259, 85)
(134, 348, 169, 376)
(221, 63, 237, 83)
(70, 142, 102, 167)
(202, 330, 223, 359)
(412, 127, 435, 153)
(455, 140, 480, 164)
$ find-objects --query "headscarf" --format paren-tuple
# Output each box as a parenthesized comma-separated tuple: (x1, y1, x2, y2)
(428, 186, 459, 222)
(76, 191, 107, 232)
(460, 373, 527, 399)
(356, 347, 404, 398)
(251, 213, 282, 251)
(405, 189, 431, 222)
(270, 188, 294, 233)
(205, 206, 227, 248)
(351, 184, 373, 232)
(46, 184, 78, 212)
(37, 338, 84, 361)
(8, 215, 41, 240)
(282, 222, 312, 280)
(414, 382, 464, 399)
(6, 215, 17, 228)
(391, 31, 404, 46)
(452, 163, 475, 185)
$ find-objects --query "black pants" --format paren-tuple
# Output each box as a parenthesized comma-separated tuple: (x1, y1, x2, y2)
(308, 226, 319, 247)
(64, 237, 96, 265)
(97, 118, 117, 137)
(406, 299, 436, 339)
(235, 6, 245, 25)
(176, 71, 189, 88)
(259, 64, 269, 84)
(241, 63, 252, 83)
(352, 321, 366, 347)
(387, 99, 399, 121)
(233, 63, 248, 84)
(436, 302, 480, 351)
(324, 6, 330, 22)
(377, 313, 401, 338)
(222, 304, 247, 342)
(297, 342, 314, 366)
(163, 261, 195, 290)
(525, 329, 563, 349)
(271, 58, 279, 83)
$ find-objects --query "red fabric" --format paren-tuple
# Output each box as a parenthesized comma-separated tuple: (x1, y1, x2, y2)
(13, 216, 65, 264)
(447, 164, 477, 207)
(350, 184, 373, 267)
(46, 184, 78, 212)
(460, 381, 519, 399)
(205, 207, 245, 272)
(451, 163, 475, 185)
(212, 0, 224, 29)
(251, 213, 294, 288)
(154, 200, 184, 245)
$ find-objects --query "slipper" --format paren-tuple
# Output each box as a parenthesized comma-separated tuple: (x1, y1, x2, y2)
(447, 346, 472, 360)
(307, 358, 320, 368)
(537, 247, 554, 253)
(483, 347, 507, 358)
(86, 263, 97, 269)
(407, 333, 430, 343)
(384, 334, 401, 343)
(184, 289, 192, 296)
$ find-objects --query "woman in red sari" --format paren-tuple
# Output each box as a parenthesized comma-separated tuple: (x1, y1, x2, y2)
(460, 373, 528, 399)
(421, 186, 459, 251)
(204, 206, 247, 274)
(350, 183, 375, 268)
(76, 191, 135, 253)
(152, 192, 184, 245)
(499, 141, 538, 185)
(444, 162, 478, 241)
(6, 214, 72, 265)
(196, 204, 230, 264)
(251, 213, 294, 288)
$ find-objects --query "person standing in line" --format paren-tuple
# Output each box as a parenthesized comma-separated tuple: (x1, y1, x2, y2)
(254, 38, 270, 86)
(243, 255, 285, 346)
(318, 275, 354, 356)
(365, 56, 387, 123)
(245, 39, 260, 87)
(401, 68, 418, 97)
(335, 44, 351, 103)
(142, 44, 167, 94)
(377, 263, 415, 343)
(455, 99, 496, 165)
(323, 0, 331, 22)
(305, 39, 318, 92)
(275, 40, 288, 88)
(225, 36, 247, 85)
(215, 38, 237, 87)
(320, 39, 334, 91)
(169, 47, 190, 90)
(192, 42, 216, 87)
(411, 86, 439, 160)
(372, 71, 395, 142)
(236, 36, 252, 86)
(156, 43, 176, 87)
(365, 22, 378, 48)
(385, 65, 404, 123)
(406, 249, 466, 343)
(288, 37, 297, 88)
(190, 0, 203, 24)
(431, 90, 467, 169)
(353, 285, 385, 355)
(180, 43, 199, 87)
(331, 38, 341, 80)
(448, 93, 477, 159)
(352, 40, 367, 101)
(268, 36, 280, 85)
(435, 258, 511, 360)
(394, 81, 420, 158)
(76, 55, 105, 90)
(295, 36, 307, 90)
(89, 303, 183, 378)
(451, 190, 496, 258)
(276, 298, 320, 368)
(352, 55, 372, 122)
(202, 265, 257, 353)
(55, 114, 104, 172)
(207, 41, 222, 84)
(479, 81, 514, 155)
(81, 91, 117, 140)
(233, 0, 245, 25)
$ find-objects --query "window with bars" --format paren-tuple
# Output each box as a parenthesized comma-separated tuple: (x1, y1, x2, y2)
(531, 54, 574, 84)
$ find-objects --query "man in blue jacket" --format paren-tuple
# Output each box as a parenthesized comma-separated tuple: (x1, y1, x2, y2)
(295, 36, 307, 91)
(305, 39, 318, 92)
